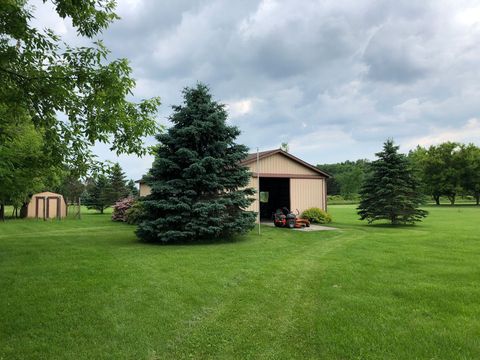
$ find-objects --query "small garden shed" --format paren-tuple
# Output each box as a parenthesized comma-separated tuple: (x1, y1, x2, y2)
(240, 149, 330, 219)
(25, 192, 67, 220)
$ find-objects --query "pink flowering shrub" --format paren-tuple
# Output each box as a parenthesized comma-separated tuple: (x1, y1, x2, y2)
(112, 197, 135, 222)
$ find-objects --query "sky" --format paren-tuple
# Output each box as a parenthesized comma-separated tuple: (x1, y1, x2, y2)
(31, 0, 480, 180)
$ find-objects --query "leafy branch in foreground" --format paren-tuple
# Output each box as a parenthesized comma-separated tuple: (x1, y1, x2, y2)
(1, 1, 161, 174)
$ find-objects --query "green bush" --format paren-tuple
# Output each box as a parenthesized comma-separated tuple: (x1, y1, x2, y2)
(125, 201, 146, 225)
(301, 207, 332, 224)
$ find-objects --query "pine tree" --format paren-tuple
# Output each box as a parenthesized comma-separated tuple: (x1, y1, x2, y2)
(82, 174, 112, 214)
(126, 180, 139, 198)
(358, 139, 428, 224)
(136, 84, 256, 243)
(108, 163, 129, 202)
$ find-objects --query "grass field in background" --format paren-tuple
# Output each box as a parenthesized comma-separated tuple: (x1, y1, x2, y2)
(327, 195, 479, 205)
(1, 205, 479, 359)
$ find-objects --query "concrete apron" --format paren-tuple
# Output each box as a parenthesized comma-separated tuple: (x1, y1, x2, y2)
(260, 222, 338, 232)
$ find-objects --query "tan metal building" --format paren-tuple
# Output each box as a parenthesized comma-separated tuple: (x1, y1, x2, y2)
(138, 149, 330, 219)
(138, 182, 151, 197)
(25, 192, 67, 220)
(240, 149, 330, 219)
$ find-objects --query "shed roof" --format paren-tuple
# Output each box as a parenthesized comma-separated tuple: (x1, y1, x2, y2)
(31, 191, 64, 197)
(240, 149, 331, 178)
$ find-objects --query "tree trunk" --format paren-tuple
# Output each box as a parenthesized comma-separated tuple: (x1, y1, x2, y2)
(476, 194, 480, 206)
(448, 194, 456, 205)
(0, 204, 4, 221)
(433, 195, 440, 205)
(20, 203, 28, 218)
(100, 207, 104, 214)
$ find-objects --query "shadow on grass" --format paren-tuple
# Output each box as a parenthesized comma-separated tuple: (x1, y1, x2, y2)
(423, 204, 480, 208)
(338, 220, 428, 231)
(367, 223, 423, 229)
(135, 236, 248, 247)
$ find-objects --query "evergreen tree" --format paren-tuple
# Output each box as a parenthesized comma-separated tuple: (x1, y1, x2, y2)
(82, 174, 112, 214)
(126, 180, 140, 198)
(108, 163, 128, 202)
(136, 84, 256, 243)
(358, 139, 427, 224)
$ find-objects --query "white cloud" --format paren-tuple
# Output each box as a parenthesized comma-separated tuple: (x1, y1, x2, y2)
(289, 127, 356, 153)
(30, 0, 69, 35)
(404, 118, 480, 148)
(455, 6, 480, 26)
(226, 99, 256, 118)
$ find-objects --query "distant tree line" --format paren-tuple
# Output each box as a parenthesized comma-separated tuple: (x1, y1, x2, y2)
(409, 142, 480, 205)
(317, 160, 370, 200)
(318, 142, 480, 205)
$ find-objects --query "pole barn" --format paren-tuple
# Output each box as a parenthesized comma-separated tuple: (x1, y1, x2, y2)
(136, 148, 330, 221)
(240, 149, 330, 220)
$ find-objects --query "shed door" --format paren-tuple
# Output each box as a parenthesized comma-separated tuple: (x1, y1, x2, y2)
(47, 197, 58, 219)
(36, 197, 45, 219)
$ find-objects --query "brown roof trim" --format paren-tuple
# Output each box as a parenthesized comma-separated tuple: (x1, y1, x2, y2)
(251, 173, 325, 179)
(241, 148, 331, 178)
(138, 149, 331, 181)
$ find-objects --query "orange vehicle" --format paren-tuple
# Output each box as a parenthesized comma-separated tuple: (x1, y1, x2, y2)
(273, 208, 310, 229)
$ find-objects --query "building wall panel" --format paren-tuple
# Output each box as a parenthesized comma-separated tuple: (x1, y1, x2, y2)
(139, 183, 152, 197)
(290, 178, 325, 213)
(244, 176, 259, 213)
(247, 153, 319, 176)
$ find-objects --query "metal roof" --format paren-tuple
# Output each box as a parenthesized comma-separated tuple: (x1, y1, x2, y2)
(240, 148, 331, 178)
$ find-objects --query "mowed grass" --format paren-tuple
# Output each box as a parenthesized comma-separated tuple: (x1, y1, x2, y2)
(0, 206, 479, 359)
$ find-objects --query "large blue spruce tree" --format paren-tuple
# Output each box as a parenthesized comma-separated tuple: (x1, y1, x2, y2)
(136, 84, 256, 243)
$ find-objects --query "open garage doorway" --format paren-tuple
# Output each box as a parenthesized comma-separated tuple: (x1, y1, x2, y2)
(259, 177, 290, 219)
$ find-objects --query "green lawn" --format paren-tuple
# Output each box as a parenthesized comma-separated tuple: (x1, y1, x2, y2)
(1, 206, 479, 359)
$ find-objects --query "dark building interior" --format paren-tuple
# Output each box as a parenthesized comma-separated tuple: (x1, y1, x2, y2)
(259, 177, 290, 219)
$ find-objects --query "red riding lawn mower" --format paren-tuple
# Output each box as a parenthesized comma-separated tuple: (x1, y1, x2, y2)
(273, 207, 310, 229)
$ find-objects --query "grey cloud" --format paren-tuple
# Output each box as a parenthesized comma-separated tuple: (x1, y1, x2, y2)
(363, 26, 430, 83)
(30, 0, 480, 177)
